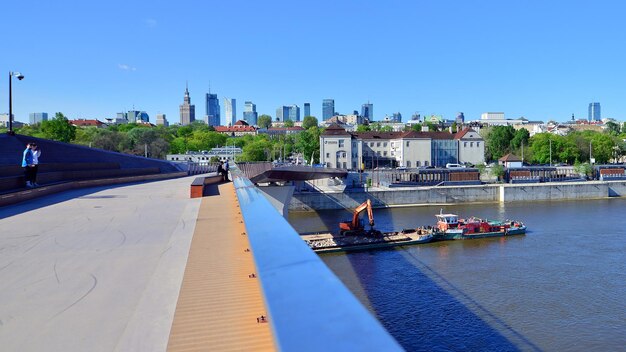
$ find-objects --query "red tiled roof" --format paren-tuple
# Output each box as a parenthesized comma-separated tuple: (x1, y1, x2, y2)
(70, 119, 105, 127)
(234, 120, 249, 126)
(499, 153, 522, 162)
(214, 125, 257, 133)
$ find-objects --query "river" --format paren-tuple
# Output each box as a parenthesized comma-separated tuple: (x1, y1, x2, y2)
(288, 199, 626, 351)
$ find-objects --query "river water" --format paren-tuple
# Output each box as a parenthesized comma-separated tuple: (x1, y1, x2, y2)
(288, 199, 626, 351)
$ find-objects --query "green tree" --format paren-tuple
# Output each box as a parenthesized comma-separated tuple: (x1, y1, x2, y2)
(240, 139, 272, 161)
(284, 119, 295, 127)
(491, 164, 505, 180)
(486, 125, 515, 160)
(510, 128, 530, 151)
(451, 122, 458, 133)
(258, 114, 272, 129)
(302, 116, 318, 129)
(380, 125, 394, 132)
(356, 124, 371, 132)
(296, 126, 322, 163)
(411, 123, 422, 132)
(605, 121, 620, 135)
(40, 113, 76, 142)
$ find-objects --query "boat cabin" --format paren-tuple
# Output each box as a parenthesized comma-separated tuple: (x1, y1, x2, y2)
(436, 213, 459, 231)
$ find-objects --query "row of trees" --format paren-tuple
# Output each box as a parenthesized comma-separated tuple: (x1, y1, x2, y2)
(4, 113, 323, 163)
(481, 125, 626, 164)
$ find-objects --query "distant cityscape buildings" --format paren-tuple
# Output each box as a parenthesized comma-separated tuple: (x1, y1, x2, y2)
(304, 103, 311, 118)
(179, 84, 195, 125)
(276, 105, 300, 122)
(205, 93, 220, 127)
(29, 112, 48, 125)
(224, 98, 236, 126)
(588, 102, 601, 122)
(361, 103, 373, 121)
(322, 99, 335, 120)
(127, 110, 149, 123)
(243, 101, 258, 125)
(156, 113, 169, 127)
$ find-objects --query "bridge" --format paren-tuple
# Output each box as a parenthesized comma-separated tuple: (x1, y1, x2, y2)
(0, 135, 401, 351)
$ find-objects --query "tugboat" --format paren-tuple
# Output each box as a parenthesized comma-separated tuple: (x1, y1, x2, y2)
(432, 211, 526, 241)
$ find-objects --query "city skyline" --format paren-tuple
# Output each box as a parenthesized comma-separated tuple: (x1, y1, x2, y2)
(3, 1, 626, 124)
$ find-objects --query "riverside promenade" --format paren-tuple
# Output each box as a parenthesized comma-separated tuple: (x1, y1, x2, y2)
(0, 175, 273, 351)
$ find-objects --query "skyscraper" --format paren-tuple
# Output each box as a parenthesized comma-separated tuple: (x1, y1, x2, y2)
(588, 102, 601, 122)
(224, 98, 236, 126)
(156, 114, 169, 127)
(128, 110, 149, 123)
(304, 103, 311, 118)
(322, 99, 335, 120)
(361, 102, 373, 121)
(29, 112, 48, 125)
(179, 84, 195, 125)
(276, 105, 300, 122)
(392, 112, 402, 122)
(243, 101, 258, 125)
(205, 93, 220, 126)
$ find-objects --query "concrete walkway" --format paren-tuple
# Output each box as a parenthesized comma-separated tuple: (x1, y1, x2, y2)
(0, 176, 201, 352)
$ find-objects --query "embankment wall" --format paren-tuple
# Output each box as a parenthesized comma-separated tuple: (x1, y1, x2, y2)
(289, 181, 626, 211)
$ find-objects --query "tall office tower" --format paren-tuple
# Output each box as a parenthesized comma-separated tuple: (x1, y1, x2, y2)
(156, 114, 169, 127)
(179, 84, 195, 125)
(224, 98, 236, 125)
(127, 110, 149, 123)
(304, 103, 311, 118)
(205, 93, 220, 126)
(29, 112, 48, 125)
(392, 112, 402, 122)
(243, 101, 258, 125)
(322, 99, 335, 120)
(288, 104, 300, 121)
(276, 106, 290, 122)
(456, 112, 465, 124)
(361, 102, 373, 121)
(588, 102, 601, 122)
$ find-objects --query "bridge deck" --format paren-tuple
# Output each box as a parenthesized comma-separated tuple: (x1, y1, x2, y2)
(167, 182, 275, 351)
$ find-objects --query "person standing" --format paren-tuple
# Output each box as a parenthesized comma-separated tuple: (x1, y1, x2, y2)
(217, 161, 224, 182)
(30, 143, 41, 186)
(223, 159, 230, 182)
(21, 143, 34, 188)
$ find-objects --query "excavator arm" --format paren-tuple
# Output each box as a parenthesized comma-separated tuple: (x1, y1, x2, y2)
(340, 199, 375, 235)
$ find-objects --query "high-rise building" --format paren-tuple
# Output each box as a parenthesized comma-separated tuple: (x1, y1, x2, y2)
(179, 84, 195, 125)
(224, 98, 236, 126)
(361, 102, 373, 121)
(588, 102, 601, 122)
(322, 99, 335, 120)
(156, 113, 169, 127)
(29, 112, 48, 125)
(205, 93, 220, 126)
(276, 105, 300, 122)
(304, 103, 311, 118)
(243, 101, 258, 125)
(456, 112, 465, 124)
(127, 110, 149, 123)
(392, 112, 402, 122)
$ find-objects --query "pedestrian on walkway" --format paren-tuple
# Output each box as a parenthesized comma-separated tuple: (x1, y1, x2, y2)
(223, 159, 230, 182)
(30, 143, 41, 186)
(21, 142, 39, 188)
(217, 161, 225, 182)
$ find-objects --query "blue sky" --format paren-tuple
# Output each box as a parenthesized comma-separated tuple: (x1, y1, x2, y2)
(2, 0, 626, 125)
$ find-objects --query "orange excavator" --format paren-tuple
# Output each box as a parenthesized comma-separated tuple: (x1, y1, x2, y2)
(339, 199, 378, 236)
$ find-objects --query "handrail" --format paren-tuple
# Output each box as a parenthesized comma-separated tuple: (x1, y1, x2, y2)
(231, 164, 402, 352)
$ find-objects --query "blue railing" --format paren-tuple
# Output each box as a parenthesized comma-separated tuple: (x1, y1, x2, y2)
(231, 165, 403, 352)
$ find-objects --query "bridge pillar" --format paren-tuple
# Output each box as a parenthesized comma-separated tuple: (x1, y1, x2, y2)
(257, 185, 295, 217)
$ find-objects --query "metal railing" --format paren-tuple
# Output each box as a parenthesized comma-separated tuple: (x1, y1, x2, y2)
(231, 164, 402, 352)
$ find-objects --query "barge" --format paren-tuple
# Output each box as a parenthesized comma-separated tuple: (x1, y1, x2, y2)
(432, 212, 526, 241)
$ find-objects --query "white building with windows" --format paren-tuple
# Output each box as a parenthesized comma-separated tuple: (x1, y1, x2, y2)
(320, 125, 484, 169)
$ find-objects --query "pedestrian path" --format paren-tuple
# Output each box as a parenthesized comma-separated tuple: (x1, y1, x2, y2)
(167, 182, 275, 352)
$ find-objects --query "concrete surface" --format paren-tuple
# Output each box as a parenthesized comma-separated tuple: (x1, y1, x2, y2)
(0, 176, 201, 352)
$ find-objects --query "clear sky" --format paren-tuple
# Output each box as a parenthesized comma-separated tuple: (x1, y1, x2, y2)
(2, 0, 626, 125)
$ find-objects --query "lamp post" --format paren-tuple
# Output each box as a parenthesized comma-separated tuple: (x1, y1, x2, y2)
(8, 71, 25, 136)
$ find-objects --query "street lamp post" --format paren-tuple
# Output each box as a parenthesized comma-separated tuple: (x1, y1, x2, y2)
(8, 71, 25, 136)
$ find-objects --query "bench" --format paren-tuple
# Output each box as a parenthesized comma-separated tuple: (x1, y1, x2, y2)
(190, 172, 223, 198)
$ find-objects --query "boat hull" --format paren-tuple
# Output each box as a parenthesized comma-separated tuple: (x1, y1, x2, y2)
(432, 226, 526, 241)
